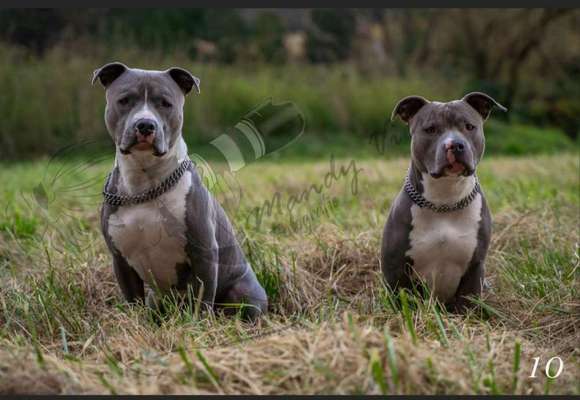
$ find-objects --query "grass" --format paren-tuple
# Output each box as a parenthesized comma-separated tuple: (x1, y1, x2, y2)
(0, 147, 578, 394)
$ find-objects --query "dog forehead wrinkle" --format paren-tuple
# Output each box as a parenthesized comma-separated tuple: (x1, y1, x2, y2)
(113, 71, 166, 92)
(138, 73, 183, 99)
(416, 102, 473, 130)
(449, 101, 482, 123)
(412, 104, 444, 129)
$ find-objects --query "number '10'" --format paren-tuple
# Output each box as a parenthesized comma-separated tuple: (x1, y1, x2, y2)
(530, 357, 564, 378)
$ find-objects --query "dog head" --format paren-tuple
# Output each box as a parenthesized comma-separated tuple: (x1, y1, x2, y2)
(92, 62, 200, 157)
(391, 92, 506, 178)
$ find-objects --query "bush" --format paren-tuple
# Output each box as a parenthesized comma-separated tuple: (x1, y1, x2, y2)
(0, 44, 573, 160)
(484, 121, 576, 156)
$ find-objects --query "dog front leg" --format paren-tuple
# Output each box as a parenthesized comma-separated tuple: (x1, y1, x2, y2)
(381, 193, 415, 293)
(447, 260, 485, 313)
(184, 241, 219, 312)
(113, 254, 145, 304)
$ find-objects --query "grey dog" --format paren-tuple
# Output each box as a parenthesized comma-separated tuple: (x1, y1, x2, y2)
(93, 62, 267, 320)
(381, 92, 506, 311)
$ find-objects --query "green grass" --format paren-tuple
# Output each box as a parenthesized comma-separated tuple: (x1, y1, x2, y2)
(0, 149, 578, 394)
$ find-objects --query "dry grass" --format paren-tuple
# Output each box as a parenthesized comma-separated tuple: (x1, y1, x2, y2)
(0, 154, 578, 394)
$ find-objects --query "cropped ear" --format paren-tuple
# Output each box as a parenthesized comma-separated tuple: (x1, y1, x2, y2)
(92, 62, 128, 88)
(391, 95, 429, 124)
(167, 67, 200, 95)
(462, 92, 507, 120)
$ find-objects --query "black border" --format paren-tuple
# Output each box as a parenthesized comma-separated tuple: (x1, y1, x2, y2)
(0, 2, 579, 9)
(0, 3, 578, 400)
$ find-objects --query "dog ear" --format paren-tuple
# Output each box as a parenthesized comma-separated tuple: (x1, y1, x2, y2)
(92, 62, 128, 88)
(462, 92, 507, 120)
(167, 67, 200, 95)
(391, 96, 429, 124)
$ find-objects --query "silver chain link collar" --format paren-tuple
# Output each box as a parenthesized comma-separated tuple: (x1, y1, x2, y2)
(404, 174, 480, 213)
(103, 159, 193, 207)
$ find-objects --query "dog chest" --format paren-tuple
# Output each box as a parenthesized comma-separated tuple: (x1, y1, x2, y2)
(405, 194, 482, 302)
(107, 171, 192, 290)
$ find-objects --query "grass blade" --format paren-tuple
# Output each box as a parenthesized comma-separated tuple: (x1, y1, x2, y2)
(399, 290, 417, 344)
(60, 326, 69, 355)
(97, 372, 117, 395)
(512, 340, 521, 393)
(383, 327, 399, 392)
(369, 348, 388, 394)
(433, 306, 449, 347)
(196, 350, 220, 392)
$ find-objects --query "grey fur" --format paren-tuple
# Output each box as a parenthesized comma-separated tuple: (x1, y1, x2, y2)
(382, 92, 505, 310)
(95, 63, 267, 321)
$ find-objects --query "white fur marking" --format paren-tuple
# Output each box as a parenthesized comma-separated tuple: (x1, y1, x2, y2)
(421, 173, 475, 205)
(108, 170, 192, 291)
(132, 90, 157, 123)
(406, 175, 481, 302)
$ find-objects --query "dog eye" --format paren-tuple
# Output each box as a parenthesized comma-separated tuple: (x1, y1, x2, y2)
(117, 97, 130, 106)
(465, 123, 476, 131)
(161, 99, 173, 108)
(424, 126, 436, 134)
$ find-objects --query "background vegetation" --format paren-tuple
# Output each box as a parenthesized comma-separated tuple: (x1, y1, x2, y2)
(0, 9, 578, 159)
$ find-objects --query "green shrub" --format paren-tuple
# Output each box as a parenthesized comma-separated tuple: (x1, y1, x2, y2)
(485, 121, 576, 156)
(0, 44, 573, 160)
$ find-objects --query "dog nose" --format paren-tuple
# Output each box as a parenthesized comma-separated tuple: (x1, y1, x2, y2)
(135, 119, 157, 136)
(445, 140, 465, 153)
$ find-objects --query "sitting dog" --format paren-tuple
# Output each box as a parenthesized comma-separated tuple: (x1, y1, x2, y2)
(93, 62, 267, 320)
(381, 92, 506, 311)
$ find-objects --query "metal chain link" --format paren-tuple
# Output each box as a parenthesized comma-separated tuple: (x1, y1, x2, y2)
(404, 174, 480, 213)
(102, 159, 193, 207)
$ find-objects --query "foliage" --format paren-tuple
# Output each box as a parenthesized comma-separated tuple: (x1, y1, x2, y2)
(0, 43, 575, 160)
(0, 8, 578, 145)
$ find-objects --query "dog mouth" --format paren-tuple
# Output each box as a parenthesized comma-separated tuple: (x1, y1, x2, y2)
(119, 132, 167, 156)
(430, 163, 474, 178)
(444, 149, 473, 176)
(119, 142, 167, 157)
(430, 150, 474, 178)
(445, 161, 466, 175)
(133, 142, 154, 151)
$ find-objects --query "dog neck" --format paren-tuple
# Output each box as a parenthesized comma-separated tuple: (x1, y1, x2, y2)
(408, 162, 476, 206)
(420, 172, 476, 206)
(115, 137, 189, 195)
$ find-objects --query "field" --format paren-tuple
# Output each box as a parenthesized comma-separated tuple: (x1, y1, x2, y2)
(0, 9, 578, 395)
(0, 140, 578, 393)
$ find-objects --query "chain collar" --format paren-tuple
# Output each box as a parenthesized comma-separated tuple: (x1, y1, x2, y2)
(103, 159, 192, 207)
(404, 174, 480, 213)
